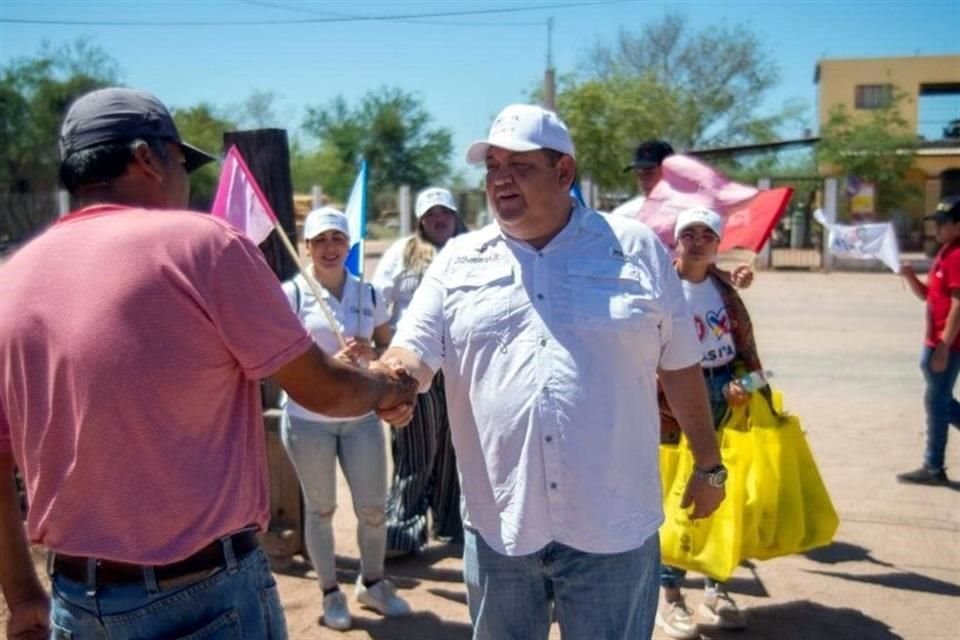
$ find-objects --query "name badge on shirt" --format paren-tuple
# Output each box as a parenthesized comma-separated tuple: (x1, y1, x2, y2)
(348, 305, 374, 318)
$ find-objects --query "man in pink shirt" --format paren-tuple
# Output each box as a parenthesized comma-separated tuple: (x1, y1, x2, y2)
(0, 88, 416, 640)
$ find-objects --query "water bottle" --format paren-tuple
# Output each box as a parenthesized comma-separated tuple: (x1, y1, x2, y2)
(737, 370, 773, 393)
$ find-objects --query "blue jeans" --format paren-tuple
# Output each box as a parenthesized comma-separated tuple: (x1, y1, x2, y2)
(50, 547, 286, 639)
(660, 565, 718, 591)
(921, 345, 960, 471)
(703, 365, 734, 430)
(281, 412, 387, 590)
(463, 529, 659, 640)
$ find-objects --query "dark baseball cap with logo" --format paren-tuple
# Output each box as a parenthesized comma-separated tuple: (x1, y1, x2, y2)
(624, 139, 675, 173)
(59, 87, 216, 173)
(925, 196, 960, 224)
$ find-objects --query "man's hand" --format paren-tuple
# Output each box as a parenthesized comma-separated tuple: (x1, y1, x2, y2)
(932, 341, 950, 373)
(731, 265, 754, 289)
(368, 360, 418, 426)
(7, 593, 50, 640)
(900, 264, 915, 279)
(680, 475, 725, 520)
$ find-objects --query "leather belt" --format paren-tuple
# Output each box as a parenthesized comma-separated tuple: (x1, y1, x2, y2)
(50, 530, 259, 588)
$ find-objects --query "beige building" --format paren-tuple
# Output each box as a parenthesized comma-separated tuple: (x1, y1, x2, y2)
(815, 55, 960, 243)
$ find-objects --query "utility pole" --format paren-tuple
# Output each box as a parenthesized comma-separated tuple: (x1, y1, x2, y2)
(543, 17, 556, 111)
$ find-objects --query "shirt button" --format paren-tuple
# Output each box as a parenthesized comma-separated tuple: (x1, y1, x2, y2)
(550, 482, 558, 489)
(536, 293, 544, 300)
(538, 252, 544, 258)
(545, 435, 553, 443)
(539, 339, 547, 347)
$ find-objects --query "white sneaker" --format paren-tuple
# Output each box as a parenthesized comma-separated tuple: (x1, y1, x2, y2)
(322, 590, 351, 631)
(355, 577, 412, 616)
(698, 587, 746, 629)
(656, 598, 700, 639)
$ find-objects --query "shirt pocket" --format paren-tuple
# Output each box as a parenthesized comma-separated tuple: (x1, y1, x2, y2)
(445, 261, 515, 346)
(567, 259, 660, 316)
(566, 258, 663, 331)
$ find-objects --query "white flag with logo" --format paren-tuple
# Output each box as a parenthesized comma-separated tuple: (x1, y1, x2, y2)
(814, 209, 901, 273)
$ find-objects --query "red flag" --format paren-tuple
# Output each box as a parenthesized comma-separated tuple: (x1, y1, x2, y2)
(719, 187, 793, 252)
(210, 146, 278, 245)
(635, 154, 792, 253)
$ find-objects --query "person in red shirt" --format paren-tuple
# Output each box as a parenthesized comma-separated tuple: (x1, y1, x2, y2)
(899, 196, 960, 486)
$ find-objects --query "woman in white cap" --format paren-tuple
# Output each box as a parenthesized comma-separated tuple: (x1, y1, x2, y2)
(656, 207, 766, 638)
(372, 187, 467, 556)
(281, 207, 410, 631)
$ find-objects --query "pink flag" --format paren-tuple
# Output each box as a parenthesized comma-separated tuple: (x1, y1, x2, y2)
(635, 154, 791, 252)
(211, 146, 278, 245)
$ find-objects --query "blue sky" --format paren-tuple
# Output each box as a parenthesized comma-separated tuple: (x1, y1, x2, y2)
(2, 0, 959, 182)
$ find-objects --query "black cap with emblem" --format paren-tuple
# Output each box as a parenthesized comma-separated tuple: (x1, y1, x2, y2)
(925, 196, 960, 224)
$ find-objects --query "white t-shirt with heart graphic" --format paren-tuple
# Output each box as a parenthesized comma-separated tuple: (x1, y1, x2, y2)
(681, 278, 736, 369)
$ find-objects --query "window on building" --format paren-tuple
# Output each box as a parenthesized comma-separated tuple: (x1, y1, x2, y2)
(855, 84, 893, 110)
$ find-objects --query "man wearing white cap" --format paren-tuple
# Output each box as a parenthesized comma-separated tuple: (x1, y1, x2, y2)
(381, 104, 725, 639)
(373, 187, 467, 556)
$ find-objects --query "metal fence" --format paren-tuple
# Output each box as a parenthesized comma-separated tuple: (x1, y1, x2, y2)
(766, 176, 824, 270)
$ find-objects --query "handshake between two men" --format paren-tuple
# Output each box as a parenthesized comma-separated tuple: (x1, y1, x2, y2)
(272, 343, 421, 427)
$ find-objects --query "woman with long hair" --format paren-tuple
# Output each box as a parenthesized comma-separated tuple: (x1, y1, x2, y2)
(373, 187, 467, 556)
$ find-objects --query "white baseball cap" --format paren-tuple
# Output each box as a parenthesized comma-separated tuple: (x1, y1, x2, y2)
(415, 187, 458, 219)
(304, 207, 349, 241)
(675, 207, 724, 241)
(465, 104, 576, 165)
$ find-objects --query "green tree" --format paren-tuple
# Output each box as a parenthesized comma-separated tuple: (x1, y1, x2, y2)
(0, 40, 119, 193)
(172, 103, 237, 209)
(301, 87, 452, 213)
(816, 88, 919, 216)
(554, 73, 679, 191)
(583, 13, 797, 150)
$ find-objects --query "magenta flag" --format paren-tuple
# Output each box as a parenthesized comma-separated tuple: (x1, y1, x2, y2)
(635, 154, 791, 252)
(211, 146, 278, 245)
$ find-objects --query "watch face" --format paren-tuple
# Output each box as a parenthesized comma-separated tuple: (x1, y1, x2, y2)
(710, 467, 729, 488)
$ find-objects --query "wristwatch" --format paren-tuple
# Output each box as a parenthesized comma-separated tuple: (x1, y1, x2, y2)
(693, 463, 728, 488)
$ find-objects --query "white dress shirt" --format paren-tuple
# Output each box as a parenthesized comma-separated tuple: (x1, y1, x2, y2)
(392, 202, 700, 556)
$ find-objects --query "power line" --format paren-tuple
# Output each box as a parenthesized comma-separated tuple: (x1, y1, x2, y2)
(237, 0, 545, 27)
(0, 1, 622, 26)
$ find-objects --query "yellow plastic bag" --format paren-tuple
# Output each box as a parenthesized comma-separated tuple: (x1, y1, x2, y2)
(730, 390, 839, 560)
(658, 427, 748, 582)
(659, 443, 682, 502)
